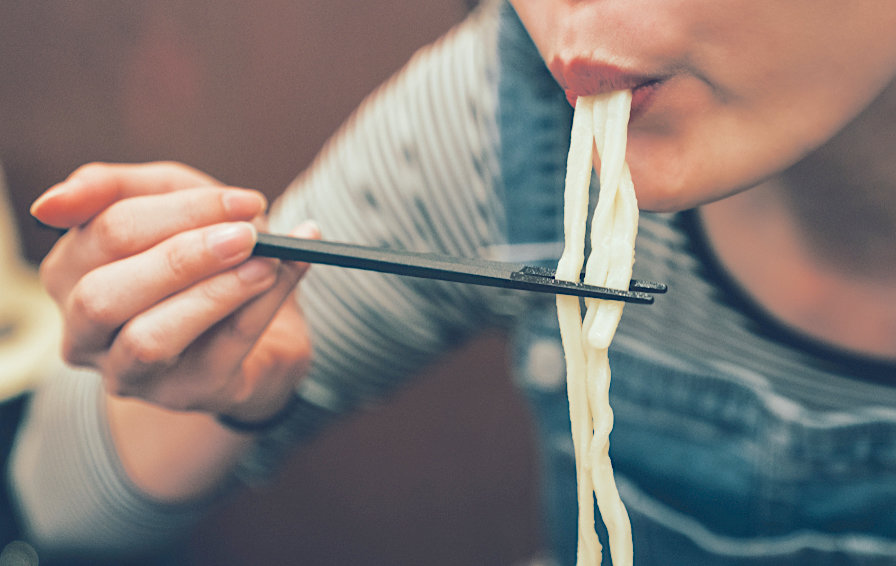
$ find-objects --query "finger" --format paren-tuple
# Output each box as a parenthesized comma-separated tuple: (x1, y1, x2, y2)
(31, 161, 222, 228)
(199, 250, 309, 392)
(61, 221, 261, 362)
(66, 185, 266, 269)
(112, 221, 318, 378)
(102, 257, 307, 410)
(86, 186, 267, 260)
(40, 187, 267, 302)
(103, 257, 280, 381)
(103, 222, 317, 414)
(200, 223, 318, 413)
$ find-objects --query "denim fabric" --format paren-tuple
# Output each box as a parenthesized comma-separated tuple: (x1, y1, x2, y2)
(512, 302, 896, 565)
(496, 3, 896, 565)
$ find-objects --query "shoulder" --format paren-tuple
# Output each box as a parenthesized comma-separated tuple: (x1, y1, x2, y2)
(273, 2, 506, 258)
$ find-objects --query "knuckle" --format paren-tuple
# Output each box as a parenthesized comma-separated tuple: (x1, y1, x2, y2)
(197, 277, 234, 308)
(276, 317, 312, 362)
(39, 253, 65, 303)
(152, 160, 184, 174)
(201, 263, 272, 307)
(69, 280, 118, 329)
(161, 241, 195, 282)
(153, 160, 215, 185)
(264, 315, 314, 371)
(116, 323, 180, 368)
(89, 212, 136, 258)
(59, 333, 94, 368)
(222, 311, 262, 344)
(294, 331, 313, 361)
(288, 334, 314, 376)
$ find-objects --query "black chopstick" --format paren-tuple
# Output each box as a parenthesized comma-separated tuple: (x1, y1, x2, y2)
(253, 233, 666, 304)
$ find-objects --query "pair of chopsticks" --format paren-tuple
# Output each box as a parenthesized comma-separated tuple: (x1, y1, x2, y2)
(253, 233, 666, 304)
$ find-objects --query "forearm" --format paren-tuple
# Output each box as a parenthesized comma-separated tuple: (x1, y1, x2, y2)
(104, 394, 253, 503)
(26, 158, 317, 519)
(9, 367, 209, 559)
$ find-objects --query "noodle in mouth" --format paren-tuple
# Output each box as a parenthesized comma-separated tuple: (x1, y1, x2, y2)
(555, 90, 637, 566)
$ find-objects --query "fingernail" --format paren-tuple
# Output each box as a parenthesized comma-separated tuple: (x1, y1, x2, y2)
(207, 222, 256, 261)
(236, 258, 276, 283)
(30, 180, 79, 215)
(223, 190, 267, 218)
(29, 197, 46, 217)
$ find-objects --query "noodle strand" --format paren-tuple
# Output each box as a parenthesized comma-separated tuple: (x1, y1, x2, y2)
(557, 91, 637, 566)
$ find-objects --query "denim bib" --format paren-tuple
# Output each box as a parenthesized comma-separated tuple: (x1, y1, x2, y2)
(496, 3, 896, 565)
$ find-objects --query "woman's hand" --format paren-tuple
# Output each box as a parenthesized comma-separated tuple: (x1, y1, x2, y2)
(32, 161, 315, 424)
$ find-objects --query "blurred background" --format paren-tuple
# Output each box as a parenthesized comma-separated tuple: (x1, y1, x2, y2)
(0, 1, 544, 564)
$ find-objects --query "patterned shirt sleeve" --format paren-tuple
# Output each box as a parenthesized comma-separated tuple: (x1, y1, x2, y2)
(240, 1, 510, 482)
(8, 0, 510, 555)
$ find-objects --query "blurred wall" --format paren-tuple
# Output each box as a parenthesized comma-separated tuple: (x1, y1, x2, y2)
(1, 1, 543, 564)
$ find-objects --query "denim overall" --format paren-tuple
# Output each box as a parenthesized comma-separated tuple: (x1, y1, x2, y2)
(496, 3, 896, 565)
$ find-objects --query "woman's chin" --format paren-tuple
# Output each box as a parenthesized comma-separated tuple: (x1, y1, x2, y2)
(627, 161, 696, 212)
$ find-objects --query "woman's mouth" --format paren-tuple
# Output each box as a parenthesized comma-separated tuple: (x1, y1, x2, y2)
(551, 58, 666, 117)
(627, 79, 664, 118)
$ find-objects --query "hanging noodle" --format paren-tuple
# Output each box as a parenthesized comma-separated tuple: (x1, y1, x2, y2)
(556, 91, 637, 566)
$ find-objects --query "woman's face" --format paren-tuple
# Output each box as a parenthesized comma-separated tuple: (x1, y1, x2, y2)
(510, 0, 896, 211)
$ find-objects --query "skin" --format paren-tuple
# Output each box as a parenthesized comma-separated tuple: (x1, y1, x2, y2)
(30, 1, 896, 501)
(511, 0, 896, 359)
(510, 0, 896, 211)
(32, 162, 316, 500)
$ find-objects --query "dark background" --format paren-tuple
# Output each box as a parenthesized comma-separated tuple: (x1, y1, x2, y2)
(0, 2, 543, 564)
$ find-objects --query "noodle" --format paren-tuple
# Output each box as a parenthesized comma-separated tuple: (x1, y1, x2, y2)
(556, 91, 637, 566)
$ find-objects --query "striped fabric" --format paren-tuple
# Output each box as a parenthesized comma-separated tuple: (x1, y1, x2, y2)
(10, 365, 203, 559)
(9, 3, 512, 555)
(616, 211, 896, 412)
(605, 211, 896, 563)
(247, 0, 513, 478)
(10, 0, 896, 562)
(262, 0, 896, 562)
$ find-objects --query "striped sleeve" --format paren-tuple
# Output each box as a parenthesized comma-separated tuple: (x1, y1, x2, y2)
(9, 366, 204, 560)
(241, 2, 509, 480)
(6, 1, 509, 554)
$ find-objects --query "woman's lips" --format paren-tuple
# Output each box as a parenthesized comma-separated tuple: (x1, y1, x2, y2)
(550, 58, 665, 116)
(628, 79, 663, 117)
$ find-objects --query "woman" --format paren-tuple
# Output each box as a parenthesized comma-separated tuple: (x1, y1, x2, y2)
(14, 0, 896, 563)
